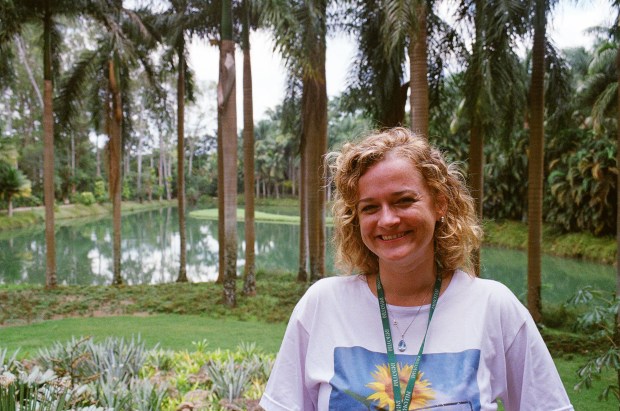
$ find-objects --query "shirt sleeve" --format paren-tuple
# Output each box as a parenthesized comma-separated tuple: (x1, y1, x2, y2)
(502, 314, 574, 411)
(260, 300, 318, 411)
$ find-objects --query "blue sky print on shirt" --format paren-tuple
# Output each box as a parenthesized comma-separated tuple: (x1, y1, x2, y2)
(329, 346, 481, 410)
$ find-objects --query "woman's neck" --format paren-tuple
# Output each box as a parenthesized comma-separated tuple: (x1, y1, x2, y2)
(367, 263, 453, 307)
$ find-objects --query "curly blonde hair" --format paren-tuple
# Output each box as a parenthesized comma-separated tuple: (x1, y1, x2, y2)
(328, 127, 482, 276)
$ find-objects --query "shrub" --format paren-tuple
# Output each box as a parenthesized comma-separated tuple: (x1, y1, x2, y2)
(75, 192, 96, 206)
(94, 180, 107, 203)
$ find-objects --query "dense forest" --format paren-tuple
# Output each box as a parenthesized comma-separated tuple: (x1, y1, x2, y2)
(0, 0, 619, 314)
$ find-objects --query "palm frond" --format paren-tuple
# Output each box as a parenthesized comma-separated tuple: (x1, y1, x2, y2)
(56, 47, 104, 128)
(591, 82, 618, 132)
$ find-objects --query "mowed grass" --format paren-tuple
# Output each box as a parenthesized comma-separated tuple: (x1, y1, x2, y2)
(554, 356, 618, 411)
(0, 314, 286, 358)
(189, 208, 334, 225)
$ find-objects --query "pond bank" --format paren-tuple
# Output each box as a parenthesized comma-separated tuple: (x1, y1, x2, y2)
(0, 200, 177, 231)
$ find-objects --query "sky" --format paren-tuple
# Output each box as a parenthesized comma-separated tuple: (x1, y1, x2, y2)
(186, 0, 614, 130)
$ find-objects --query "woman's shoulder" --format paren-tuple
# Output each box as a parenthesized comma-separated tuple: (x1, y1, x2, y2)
(305, 274, 368, 296)
(453, 270, 517, 297)
(297, 275, 369, 307)
(451, 270, 528, 316)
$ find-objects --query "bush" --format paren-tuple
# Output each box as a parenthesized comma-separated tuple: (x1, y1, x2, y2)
(94, 180, 107, 203)
(73, 192, 96, 206)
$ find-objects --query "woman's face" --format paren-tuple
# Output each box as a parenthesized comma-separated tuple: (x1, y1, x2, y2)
(356, 154, 442, 272)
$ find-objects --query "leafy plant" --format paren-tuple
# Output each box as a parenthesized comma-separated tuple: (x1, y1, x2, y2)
(36, 336, 97, 387)
(568, 287, 620, 402)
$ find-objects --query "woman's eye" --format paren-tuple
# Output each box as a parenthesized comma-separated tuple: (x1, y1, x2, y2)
(398, 197, 415, 205)
(360, 205, 377, 213)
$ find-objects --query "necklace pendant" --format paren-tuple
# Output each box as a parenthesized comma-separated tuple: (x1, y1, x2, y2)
(398, 339, 407, 352)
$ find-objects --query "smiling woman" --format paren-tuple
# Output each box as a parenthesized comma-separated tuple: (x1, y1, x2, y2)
(260, 128, 574, 411)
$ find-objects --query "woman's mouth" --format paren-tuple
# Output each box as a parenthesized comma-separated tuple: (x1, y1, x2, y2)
(380, 232, 407, 241)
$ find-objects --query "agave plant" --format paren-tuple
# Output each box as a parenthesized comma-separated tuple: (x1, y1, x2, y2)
(206, 354, 261, 401)
(36, 336, 97, 387)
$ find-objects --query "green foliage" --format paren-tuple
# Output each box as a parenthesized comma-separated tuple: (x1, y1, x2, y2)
(546, 132, 617, 235)
(122, 181, 132, 201)
(483, 130, 528, 220)
(72, 192, 96, 206)
(93, 180, 107, 204)
(0, 161, 31, 212)
(0, 335, 274, 410)
(567, 287, 620, 403)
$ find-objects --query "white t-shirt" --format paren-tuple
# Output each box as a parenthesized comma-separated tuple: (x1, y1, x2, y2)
(260, 270, 574, 411)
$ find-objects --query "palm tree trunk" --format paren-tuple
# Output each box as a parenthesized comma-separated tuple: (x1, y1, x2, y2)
(527, 0, 546, 323)
(297, 142, 308, 282)
(468, 119, 483, 276)
(158, 132, 164, 200)
(219, 36, 238, 307)
(137, 134, 143, 203)
(242, 30, 256, 295)
(43, 3, 56, 289)
(217, 115, 225, 284)
(109, 58, 123, 286)
(176, 45, 188, 283)
(303, 43, 327, 283)
(409, 5, 429, 138)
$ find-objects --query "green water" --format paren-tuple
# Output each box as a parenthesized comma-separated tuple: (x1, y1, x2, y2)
(0, 207, 613, 304)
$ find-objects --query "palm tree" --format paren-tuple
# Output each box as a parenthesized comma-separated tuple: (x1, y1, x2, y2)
(1, 0, 79, 288)
(526, 0, 547, 323)
(57, 0, 157, 285)
(218, 0, 238, 306)
(150, 0, 220, 284)
(454, 0, 528, 275)
(241, 0, 257, 295)
(262, 0, 329, 282)
(150, 0, 214, 283)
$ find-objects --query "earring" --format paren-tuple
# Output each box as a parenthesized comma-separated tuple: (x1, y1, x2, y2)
(440, 216, 445, 223)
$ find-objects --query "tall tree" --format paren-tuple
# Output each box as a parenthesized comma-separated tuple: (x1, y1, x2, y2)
(1, 0, 78, 288)
(526, 0, 548, 323)
(218, 0, 238, 306)
(455, 0, 528, 275)
(151, 0, 219, 283)
(241, 0, 257, 295)
(263, 0, 329, 282)
(57, 0, 157, 285)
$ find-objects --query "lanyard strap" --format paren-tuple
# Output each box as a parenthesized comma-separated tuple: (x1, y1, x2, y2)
(376, 274, 442, 411)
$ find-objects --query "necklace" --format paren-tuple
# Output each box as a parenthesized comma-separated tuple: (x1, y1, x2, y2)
(389, 289, 431, 352)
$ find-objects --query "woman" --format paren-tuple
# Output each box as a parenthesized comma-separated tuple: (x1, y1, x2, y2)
(260, 128, 573, 411)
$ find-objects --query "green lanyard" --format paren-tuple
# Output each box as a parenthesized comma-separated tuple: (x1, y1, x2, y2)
(376, 274, 442, 411)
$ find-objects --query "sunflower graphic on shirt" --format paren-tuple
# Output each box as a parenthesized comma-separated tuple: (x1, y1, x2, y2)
(366, 363, 435, 411)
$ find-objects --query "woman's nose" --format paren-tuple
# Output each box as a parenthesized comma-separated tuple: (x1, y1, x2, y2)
(377, 206, 399, 227)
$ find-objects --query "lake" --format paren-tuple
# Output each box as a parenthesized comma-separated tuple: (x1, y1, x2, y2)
(0, 207, 614, 305)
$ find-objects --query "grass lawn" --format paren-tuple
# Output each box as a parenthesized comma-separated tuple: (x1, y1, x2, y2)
(0, 314, 286, 358)
(555, 355, 617, 411)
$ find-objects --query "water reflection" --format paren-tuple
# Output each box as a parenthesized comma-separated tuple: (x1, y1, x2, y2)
(0, 207, 614, 304)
